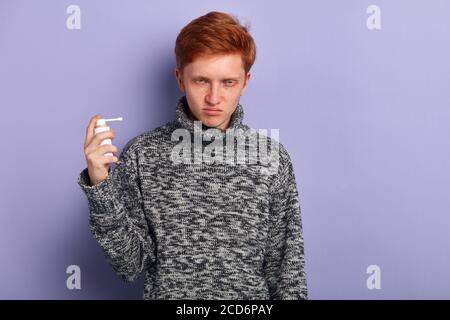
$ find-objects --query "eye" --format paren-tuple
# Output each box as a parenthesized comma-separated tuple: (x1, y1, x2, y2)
(195, 79, 206, 84)
(224, 80, 236, 86)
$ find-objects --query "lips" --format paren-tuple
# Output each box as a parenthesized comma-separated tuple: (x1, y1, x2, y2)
(203, 107, 222, 116)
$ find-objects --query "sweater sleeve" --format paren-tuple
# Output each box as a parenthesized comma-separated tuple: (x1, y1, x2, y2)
(263, 145, 308, 299)
(77, 140, 155, 283)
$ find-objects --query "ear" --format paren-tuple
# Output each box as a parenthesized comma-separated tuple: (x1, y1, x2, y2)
(240, 72, 251, 96)
(175, 68, 186, 92)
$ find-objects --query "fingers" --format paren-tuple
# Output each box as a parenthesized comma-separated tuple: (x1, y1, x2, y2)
(89, 154, 119, 166)
(87, 143, 118, 158)
(84, 129, 116, 155)
(102, 154, 119, 164)
(84, 114, 101, 148)
(98, 144, 119, 157)
(85, 144, 119, 165)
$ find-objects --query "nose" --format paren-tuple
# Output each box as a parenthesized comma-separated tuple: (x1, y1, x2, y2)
(205, 83, 221, 106)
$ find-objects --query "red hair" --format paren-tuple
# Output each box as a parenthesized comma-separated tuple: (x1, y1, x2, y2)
(175, 11, 257, 74)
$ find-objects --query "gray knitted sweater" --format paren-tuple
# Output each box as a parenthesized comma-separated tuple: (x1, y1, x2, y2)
(77, 96, 308, 300)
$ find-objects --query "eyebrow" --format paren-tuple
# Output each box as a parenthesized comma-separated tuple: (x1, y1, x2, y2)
(191, 75, 242, 81)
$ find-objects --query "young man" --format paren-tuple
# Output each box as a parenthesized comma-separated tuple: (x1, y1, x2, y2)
(78, 11, 308, 300)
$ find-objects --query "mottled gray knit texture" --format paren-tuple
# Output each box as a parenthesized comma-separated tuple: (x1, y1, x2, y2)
(77, 96, 308, 300)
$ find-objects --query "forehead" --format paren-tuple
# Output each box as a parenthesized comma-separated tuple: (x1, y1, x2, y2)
(184, 53, 245, 78)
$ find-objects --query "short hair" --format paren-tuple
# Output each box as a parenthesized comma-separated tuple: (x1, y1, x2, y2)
(175, 11, 257, 74)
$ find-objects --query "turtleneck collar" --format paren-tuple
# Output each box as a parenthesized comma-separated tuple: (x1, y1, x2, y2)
(175, 95, 245, 139)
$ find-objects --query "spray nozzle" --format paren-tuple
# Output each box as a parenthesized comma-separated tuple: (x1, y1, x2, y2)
(104, 117, 123, 122)
(96, 117, 123, 126)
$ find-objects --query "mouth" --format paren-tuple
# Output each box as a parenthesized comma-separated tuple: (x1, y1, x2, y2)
(203, 107, 222, 116)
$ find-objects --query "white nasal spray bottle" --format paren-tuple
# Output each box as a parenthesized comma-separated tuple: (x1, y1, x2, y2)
(94, 117, 123, 157)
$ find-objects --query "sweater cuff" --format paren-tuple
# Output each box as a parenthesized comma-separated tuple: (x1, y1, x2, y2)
(77, 168, 112, 201)
(77, 168, 124, 225)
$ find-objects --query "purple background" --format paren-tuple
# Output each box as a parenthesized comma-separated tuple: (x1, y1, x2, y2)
(1, 0, 449, 299)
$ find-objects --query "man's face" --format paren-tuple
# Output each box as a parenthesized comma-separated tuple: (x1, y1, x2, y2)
(175, 53, 251, 130)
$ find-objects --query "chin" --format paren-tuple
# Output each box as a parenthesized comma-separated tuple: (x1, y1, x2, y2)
(201, 117, 223, 129)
